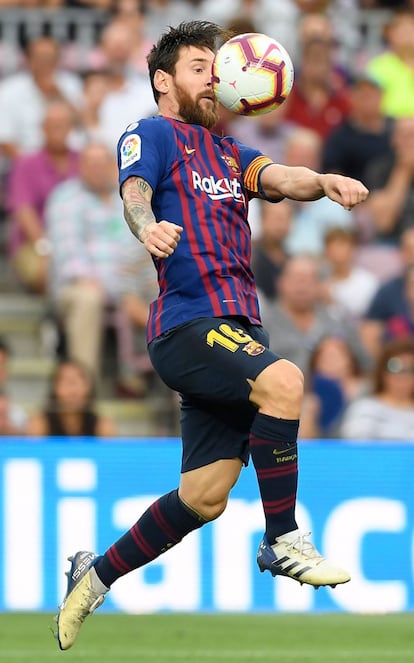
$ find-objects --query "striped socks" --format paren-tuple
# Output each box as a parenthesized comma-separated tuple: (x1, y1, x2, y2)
(94, 489, 205, 587)
(250, 412, 299, 543)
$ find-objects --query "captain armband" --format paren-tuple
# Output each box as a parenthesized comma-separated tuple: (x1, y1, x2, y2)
(243, 156, 275, 197)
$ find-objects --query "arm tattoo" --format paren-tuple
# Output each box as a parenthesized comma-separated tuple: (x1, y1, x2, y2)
(122, 176, 155, 241)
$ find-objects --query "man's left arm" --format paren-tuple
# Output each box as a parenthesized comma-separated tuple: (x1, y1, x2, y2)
(259, 163, 369, 210)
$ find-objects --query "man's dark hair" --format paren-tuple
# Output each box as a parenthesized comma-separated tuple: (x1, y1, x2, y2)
(147, 20, 225, 103)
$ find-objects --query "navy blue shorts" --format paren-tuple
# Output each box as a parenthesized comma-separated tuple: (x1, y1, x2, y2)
(148, 316, 281, 472)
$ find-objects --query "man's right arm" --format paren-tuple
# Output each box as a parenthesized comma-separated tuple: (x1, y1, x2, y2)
(121, 176, 183, 258)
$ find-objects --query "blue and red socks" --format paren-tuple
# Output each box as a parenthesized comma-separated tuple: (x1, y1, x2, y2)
(94, 489, 205, 587)
(250, 412, 299, 543)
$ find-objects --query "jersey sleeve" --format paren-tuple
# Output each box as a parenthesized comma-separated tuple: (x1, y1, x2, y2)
(230, 138, 275, 200)
(117, 118, 169, 194)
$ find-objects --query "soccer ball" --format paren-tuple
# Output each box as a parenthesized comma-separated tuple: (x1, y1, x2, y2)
(211, 32, 294, 116)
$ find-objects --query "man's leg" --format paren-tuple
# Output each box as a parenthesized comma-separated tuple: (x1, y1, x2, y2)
(94, 458, 241, 586)
(58, 282, 105, 380)
(56, 458, 241, 650)
(249, 359, 350, 587)
(249, 358, 302, 541)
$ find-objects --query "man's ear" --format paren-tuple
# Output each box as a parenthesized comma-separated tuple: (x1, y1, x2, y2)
(154, 69, 170, 95)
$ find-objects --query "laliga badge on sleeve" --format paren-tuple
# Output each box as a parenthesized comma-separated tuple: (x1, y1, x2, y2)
(120, 133, 141, 169)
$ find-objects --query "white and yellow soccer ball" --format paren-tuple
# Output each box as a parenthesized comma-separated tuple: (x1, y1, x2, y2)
(212, 32, 294, 116)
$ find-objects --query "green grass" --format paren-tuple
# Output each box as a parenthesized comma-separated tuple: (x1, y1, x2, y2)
(0, 613, 413, 663)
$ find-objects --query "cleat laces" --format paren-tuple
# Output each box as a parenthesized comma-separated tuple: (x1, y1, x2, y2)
(283, 532, 324, 562)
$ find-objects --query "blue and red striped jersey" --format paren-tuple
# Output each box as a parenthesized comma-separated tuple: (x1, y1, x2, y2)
(118, 116, 274, 342)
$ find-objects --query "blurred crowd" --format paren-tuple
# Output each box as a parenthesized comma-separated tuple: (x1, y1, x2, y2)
(1, 0, 414, 439)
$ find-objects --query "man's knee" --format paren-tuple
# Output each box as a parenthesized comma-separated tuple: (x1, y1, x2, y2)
(249, 359, 304, 417)
(179, 459, 242, 522)
(179, 489, 228, 522)
(196, 495, 228, 522)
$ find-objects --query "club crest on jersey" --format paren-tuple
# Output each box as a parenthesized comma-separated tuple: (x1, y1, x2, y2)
(120, 133, 141, 169)
(221, 154, 241, 174)
(242, 341, 266, 356)
(192, 170, 244, 202)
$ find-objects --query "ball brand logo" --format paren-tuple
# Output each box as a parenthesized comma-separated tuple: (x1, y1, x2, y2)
(192, 170, 244, 202)
(254, 41, 282, 71)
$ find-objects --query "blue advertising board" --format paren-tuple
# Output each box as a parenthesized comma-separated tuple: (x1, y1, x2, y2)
(0, 438, 413, 613)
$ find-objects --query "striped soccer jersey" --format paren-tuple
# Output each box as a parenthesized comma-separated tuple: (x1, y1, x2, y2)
(118, 115, 273, 342)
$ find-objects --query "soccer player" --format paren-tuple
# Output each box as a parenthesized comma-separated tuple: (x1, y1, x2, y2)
(56, 21, 368, 650)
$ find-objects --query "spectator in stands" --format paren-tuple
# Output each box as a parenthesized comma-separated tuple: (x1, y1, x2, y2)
(382, 263, 414, 343)
(94, 19, 156, 152)
(282, 127, 354, 256)
(26, 359, 115, 437)
(81, 3, 150, 76)
(0, 337, 27, 434)
(361, 227, 414, 358)
(0, 392, 23, 437)
(284, 34, 351, 139)
(295, 3, 361, 70)
(363, 117, 414, 245)
(0, 36, 82, 160)
(77, 69, 110, 146)
(296, 11, 353, 85)
(297, 11, 336, 49)
(364, 262, 414, 351)
(7, 100, 79, 293)
(144, 0, 205, 42)
(320, 227, 379, 322)
(322, 74, 394, 184)
(299, 334, 368, 438)
(113, 250, 158, 399)
(110, 0, 153, 75)
(340, 338, 414, 440)
(45, 141, 157, 389)
(366, 9, 414, 119)
(252, 199, 292, 301)
(259, 254, 370, 377)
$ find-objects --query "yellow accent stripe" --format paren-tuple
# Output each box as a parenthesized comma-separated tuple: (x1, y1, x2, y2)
(244, 156, 274, 193)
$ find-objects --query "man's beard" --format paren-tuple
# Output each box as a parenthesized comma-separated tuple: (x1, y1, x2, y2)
(175, 83, 219, 130)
